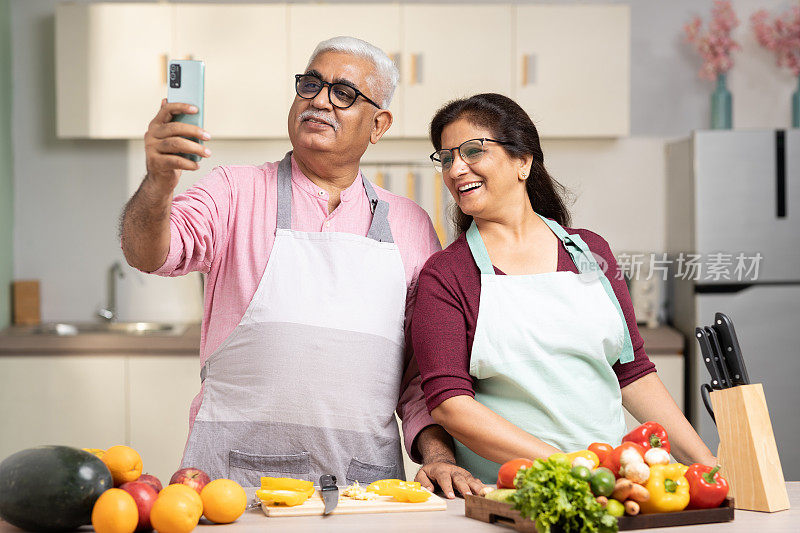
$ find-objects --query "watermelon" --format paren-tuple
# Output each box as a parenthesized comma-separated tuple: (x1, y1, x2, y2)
(0, 445, 113, 531)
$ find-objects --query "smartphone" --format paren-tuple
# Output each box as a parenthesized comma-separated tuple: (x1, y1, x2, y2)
(167, 59, 205, 163)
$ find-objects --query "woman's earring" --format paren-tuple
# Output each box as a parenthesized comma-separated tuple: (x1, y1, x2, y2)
(521, 172, 528, 180)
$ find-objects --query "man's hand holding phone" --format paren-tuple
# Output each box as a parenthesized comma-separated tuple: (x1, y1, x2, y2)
(144, 99, 211, 193)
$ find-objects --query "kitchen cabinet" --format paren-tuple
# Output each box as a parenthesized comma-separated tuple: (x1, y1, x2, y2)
(56, 3, 629, 140)
(128, 356, 199, 482)
(56, 3, 171, 138)
(172, 4, 288, 138)
(287, 4, 404, 138)
(0, 356, 127, 458)
(56, 3, 288, 139)
(401, 5, 514, 138)
(514, 5, 630, 138)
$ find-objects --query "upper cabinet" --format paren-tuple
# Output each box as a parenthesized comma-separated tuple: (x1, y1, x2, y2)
(515, 5, 630, 138)
(56, 3, 170, 138)
(172, 4, 288, 138)
(55, 3, 629, 139)
(401, 5, 514, 138)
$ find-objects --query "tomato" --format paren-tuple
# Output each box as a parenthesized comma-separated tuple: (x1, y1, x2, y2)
(588, 442, 614, 463)
(497, 458, 533, 489)
(570, 465, 592, 481)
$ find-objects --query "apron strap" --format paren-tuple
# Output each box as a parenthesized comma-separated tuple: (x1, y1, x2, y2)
(465, 221, 496, 275)
(362, 178, 394, 243)
(275, 151, 394, 243)
(535, 213, 634, 364)
(276, 152, 294, 231)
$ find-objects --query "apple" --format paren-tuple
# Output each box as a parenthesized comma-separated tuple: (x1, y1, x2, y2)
(136, 473, 163, 493)
(169, 467, 211, 494)
(119, 481, 159, 531)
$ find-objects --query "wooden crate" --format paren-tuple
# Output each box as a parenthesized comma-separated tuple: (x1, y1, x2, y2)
(465, 494, 734, 531)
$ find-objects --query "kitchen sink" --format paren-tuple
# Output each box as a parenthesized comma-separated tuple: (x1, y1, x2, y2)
(20, 322, 188, 336)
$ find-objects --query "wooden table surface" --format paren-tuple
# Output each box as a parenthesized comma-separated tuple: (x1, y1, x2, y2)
(1, 483, 796, 533)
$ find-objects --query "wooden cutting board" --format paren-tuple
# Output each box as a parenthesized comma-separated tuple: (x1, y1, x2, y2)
(260, 490, 447, 517)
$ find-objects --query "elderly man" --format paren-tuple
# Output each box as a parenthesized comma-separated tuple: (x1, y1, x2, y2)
(120, 37, 482, 497)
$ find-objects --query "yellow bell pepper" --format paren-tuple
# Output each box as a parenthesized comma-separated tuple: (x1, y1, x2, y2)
(386, 485, 431, 503)
(256, 488, 310, 507)
(566, 450, 600, 469)
(366, 479, 421, 495)
(260, 477, 315, 497)
(639, 463, 690, 514)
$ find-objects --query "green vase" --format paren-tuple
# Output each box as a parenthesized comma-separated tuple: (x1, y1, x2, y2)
(793, 74, 800, 129)
(711, 73, 732, 130)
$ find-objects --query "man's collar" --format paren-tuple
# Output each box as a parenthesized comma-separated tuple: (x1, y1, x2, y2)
(290, 154, 363, 202)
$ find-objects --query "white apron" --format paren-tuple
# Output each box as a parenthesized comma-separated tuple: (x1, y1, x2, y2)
(455, 214, 635, 482)
(181, 152, 408, 485)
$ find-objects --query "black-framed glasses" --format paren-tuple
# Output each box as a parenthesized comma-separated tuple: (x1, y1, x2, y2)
(430, 138, 512, 172)
(294, 74, 381, 110)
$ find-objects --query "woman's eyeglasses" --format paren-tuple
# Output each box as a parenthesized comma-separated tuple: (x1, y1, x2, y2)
(294, 74, 381, 110)
(430, 138, 512, 172)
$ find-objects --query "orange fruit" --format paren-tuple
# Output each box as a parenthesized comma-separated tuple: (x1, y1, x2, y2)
(102, 445, 143, 486)
(150, 492, 202, 533)
(83, 447, 105, 459)
(91, 488, 138, 533)
(200, 479, 247, 523)
(159, 484, 203, 516)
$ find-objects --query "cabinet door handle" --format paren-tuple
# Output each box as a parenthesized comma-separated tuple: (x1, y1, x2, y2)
(374, 171, 385, 189)
(433, 172, 445, 246)
(161, 54, 168, 85)
(406, 171, 416, 201)
(522, 54, 537, 86)
(390, 53, 401, 82)
(410, 53, 423, 85)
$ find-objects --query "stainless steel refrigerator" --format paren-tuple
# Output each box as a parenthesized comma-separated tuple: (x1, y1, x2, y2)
(667, 130, 800, 481)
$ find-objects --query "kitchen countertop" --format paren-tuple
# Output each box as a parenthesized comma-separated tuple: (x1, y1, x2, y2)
(0, 324, 684, 356)
(1, 483, 795, 532)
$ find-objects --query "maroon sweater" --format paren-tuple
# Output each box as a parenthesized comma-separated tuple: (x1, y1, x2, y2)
(410, 226, 656, 413)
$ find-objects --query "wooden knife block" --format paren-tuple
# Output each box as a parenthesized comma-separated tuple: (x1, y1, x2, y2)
(710, 384, 789, 512)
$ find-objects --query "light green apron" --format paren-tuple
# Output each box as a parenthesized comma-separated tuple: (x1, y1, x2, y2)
(456, 214, 634, 482)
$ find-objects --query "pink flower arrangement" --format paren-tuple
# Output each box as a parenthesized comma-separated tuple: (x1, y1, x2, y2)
(684, 0, 741, 80)
(752, 6, 800, 77)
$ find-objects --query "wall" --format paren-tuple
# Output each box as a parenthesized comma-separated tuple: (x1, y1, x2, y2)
(10, 0, 800, 321)
(0, 0, 12, 329)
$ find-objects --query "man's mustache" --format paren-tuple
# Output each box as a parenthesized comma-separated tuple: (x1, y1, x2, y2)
(298, 110, 341, 131)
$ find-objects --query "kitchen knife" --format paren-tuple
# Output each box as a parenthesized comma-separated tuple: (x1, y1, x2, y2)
(319, 474, 338, 515)
(704, 326, 732, 388)
(713, 312, 751, 386)
(695, 327, 723, 390)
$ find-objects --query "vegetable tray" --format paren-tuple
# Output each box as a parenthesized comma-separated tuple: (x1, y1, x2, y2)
(464, 494, 734, 531)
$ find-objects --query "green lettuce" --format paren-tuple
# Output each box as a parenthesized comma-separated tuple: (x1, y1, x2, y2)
(509, 456, 618, 533)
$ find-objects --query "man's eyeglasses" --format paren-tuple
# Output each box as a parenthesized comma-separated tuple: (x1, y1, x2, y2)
(294, 74, 381, 110)
(430, 138, 512, 172)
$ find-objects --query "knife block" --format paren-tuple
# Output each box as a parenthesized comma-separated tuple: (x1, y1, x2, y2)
(710, 384, 789, 512)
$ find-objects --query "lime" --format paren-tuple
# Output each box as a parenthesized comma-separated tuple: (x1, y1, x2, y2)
(606, 498, 625, 517)
(590, 468, 616, 497)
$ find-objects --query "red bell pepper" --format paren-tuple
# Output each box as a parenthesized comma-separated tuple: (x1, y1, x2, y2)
(685, 464, 729, 509)
(607, 442, 646, 478)
(622, 422, 671, 453)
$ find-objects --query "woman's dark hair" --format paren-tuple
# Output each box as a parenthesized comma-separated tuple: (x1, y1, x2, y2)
(430, 93, 571, 234)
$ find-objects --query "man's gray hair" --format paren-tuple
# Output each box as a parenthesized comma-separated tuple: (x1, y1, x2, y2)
(307, 36, 399, 109)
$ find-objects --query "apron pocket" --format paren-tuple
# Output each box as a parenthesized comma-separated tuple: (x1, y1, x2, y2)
(228, 450, 311, 485)
(345, 458, 399, 484)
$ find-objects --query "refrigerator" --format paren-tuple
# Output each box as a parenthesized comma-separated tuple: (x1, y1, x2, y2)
(666, 130, 800, 481)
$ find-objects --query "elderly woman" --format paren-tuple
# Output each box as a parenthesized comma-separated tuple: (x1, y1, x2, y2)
(411, 93, 715, 483)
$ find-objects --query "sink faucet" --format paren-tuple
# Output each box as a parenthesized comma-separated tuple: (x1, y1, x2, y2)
(97, 261, 124, 322)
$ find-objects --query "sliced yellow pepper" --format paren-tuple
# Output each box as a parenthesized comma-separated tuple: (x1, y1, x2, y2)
(260, 477, 315, 498)
(366, 479, 421, 495)
(639, 463, 690, 514)
(387, 485, 431, 503)
(256, 488, 310, 507)
(566, 450, 600, 468)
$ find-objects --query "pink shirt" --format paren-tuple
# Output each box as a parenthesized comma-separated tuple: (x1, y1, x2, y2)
(153, 155, 441, 461)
